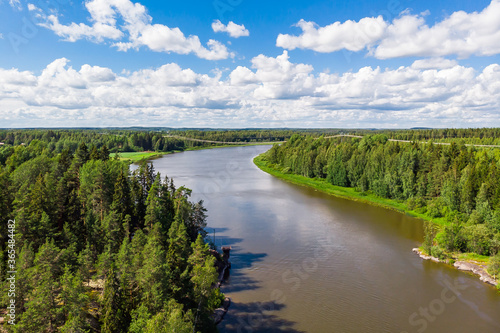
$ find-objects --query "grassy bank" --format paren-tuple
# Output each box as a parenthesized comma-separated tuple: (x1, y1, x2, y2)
(253, 154, 447, 227)
(254, 154, 500, 287)
(111, 151, 169, 162)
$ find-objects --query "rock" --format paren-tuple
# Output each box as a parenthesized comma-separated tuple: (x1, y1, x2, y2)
(213, 297, 231, 325)
(412, 248, 440, 263)
(454, 261, 497, 286)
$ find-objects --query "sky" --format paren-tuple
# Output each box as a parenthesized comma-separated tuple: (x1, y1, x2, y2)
(0, 0, 499, 128)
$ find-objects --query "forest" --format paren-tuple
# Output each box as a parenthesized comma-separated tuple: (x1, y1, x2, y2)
(0, 137, 223, 332)
(0, 128, 297, 156)
(2, 127, 500, 332)
(262, 133, 500, 276)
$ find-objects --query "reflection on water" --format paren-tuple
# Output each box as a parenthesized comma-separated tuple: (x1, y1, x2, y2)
(143, 146, 500, 333)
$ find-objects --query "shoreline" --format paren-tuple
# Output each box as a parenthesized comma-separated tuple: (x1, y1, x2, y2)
(412, 248, 498, 286)
(253, 154, 499, 289)
(117, 142, 276, 164)
(253, 155, 444, 225)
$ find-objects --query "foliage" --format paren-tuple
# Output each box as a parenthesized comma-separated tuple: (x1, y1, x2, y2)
(0, 131, 221, 332)
(263, 133, 500, 258)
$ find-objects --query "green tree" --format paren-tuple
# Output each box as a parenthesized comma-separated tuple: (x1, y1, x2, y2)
(101, 268, 128, 333)
(15, 240, 62, 332)
(166, 220, 191, 304)
(59, 265, 90, 332)
(144, 299, 194, 333)
(138, 223, 168, 313)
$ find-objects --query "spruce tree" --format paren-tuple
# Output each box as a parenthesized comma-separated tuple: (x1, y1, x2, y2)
(166, 220, 191, 304)
(138, 223, 168, 313)
(101, 268, 127, 333)
(60, 265, 90, 332)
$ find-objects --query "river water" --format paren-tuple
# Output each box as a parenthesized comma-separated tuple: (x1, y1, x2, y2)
(143, 145, 500, 333)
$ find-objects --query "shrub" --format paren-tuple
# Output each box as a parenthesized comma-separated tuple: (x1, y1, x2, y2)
(488, 254, 500, 277)
(431, 246, 445, 260)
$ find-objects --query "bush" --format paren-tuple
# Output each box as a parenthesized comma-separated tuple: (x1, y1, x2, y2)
(488, 254, 500, 277)
(431, 246, 445, 260)
(461, 224, 494, 255)
(427, 198, 445, 218)
(407, 197, 426, 210)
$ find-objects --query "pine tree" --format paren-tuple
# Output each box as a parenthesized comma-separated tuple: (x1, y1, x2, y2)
(188, 235, 221, 329)
(78, 242, 94, 284)
(144, 299, 195, 333)
(102, 210, 124, 254)
(138, 223, 168, 313)
(74, 142, 89, 168)
(128, 303, 152, 333)
(90, 145, 100, 161)
(101, 268, 127, 333)
(16, 240, 62, 332)
(144, 174, 163, 231)
(13, 243, 35, 314)
(59, 265, 90, 332)
(111, 169, 132, 222)
(100, 144, 110, 161)
(166, 220, 191, 304)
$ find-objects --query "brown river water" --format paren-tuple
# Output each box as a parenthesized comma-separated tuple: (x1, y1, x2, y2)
(139, 145, 500, 333)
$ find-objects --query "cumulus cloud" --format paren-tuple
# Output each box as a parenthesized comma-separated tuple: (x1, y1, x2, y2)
(277, 17, 387, 52)
(374, 0, 500, 59)
(277, 0, 500, 59)
(2, 55, 500, 127)
(29, 0, 231, 60)
(212, 20, 249, 38)
(410, 58, 458, 70)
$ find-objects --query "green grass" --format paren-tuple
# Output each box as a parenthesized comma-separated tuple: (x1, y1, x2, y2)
(253, 155, 447, 227)
(456, 253, 490, 264)
(254, 154, 500, 282)
(110, 151, 169, 163)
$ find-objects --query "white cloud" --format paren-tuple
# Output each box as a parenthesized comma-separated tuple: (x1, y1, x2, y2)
(30, 0, 231, 60)
(277, 17, 387, 52)
(9, 0, 22, 10)
(374, 0, 500, 59)
(212, 20, 249, 38)
(411, 58, 458, 70)
(1, 55, 500, 127)
(277, 0, 500, 59)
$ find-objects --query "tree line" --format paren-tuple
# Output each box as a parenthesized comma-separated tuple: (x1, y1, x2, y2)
(263, 134, 500, 276)
(0, 138, 222, 332)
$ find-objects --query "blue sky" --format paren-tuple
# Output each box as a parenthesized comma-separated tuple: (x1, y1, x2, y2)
(0, 0, 499, 128)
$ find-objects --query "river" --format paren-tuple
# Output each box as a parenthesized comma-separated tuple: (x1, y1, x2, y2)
(141, 145, 500, 332)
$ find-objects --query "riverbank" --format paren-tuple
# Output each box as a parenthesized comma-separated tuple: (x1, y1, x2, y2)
(412, 248, 498, 286)
(113, 143, 277, 163)
(253, 155, 445, 226)
(111, 151, 171, 162)
(254, 154, 499, 289)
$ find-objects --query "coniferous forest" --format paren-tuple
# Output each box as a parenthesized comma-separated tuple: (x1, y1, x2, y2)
(2, 128, 500, 332)
(0, 135, 223, 332)
(262, 134, 500, 275)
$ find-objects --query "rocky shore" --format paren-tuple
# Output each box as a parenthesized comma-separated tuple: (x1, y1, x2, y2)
(412, 248, 498, 287)
(210, 246, 232, 325)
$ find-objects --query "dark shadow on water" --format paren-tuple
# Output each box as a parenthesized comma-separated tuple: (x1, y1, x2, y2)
(214, 236, 244, 248)
(219, 301, 305, 333)
(209, 227, 229, 233)
(222, 250, 267, 293)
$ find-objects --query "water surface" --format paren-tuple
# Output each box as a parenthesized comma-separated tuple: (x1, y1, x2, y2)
(144, 146, 500, 333)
